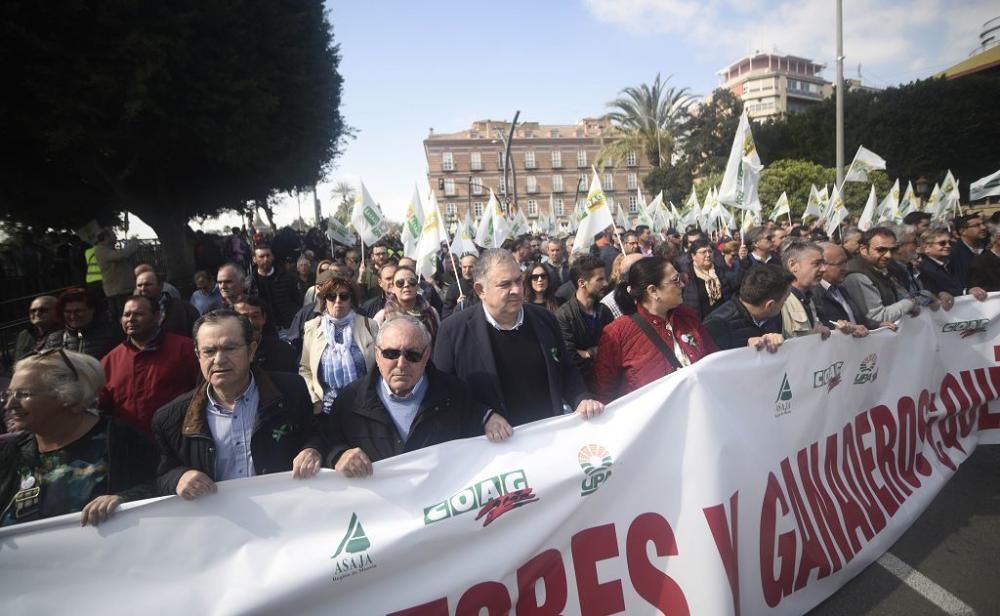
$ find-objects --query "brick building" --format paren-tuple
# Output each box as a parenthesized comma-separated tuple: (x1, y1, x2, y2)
(423, 118, 653, 227)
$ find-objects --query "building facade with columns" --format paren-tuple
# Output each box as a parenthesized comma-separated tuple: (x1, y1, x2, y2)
(423, 118, 653, 228)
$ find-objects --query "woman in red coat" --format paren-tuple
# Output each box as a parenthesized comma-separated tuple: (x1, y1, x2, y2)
(592, 256, 718, 403)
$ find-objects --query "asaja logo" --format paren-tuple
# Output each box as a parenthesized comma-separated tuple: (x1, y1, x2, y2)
(813, 362, 844, 392)
(941, 319, 989, 337)
(331, 512, 375, 581)
(578, 444, 613, 496)
(854, 354, 879, 385)
(423, 470, 538, 527)
(775, 373, 792, 417)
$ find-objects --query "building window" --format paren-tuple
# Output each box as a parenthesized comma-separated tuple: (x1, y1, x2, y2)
(498, 176, 507, 194)
(470, 152, 482, 171)
(626, 151, 638, 167)
(526, 176, 537, 193)
(471, 177, 483, 195)
(578, 175, 588, 192)
(552, 175, 563, 192)
(469, 131, 480, 139)
(497, 151, 505, 169)
(576, 198, 586, 210)
(603, 173, 614, 190)
(445, 203, 457, 218)
(524, 151, 536, 169)
(549, 129, 560, 138)
(554, 198, 565, 216)
(627, 173, 637, 190)
(473, 201, 484, 218)
(577, 150, 587, 167)
(551, 151, 562, 168)
(443, 178, 456, 196)
(628, 195, 638, 214)
(606, 196, 615, 209)
(526, 200, 538, 217)
(442, 152, 454, 171)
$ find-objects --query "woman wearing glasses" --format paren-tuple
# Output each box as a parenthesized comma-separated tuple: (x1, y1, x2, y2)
(0, 350, 155, 527)
(592, 256, 718, 402)
(373, 265, 441, 342)
(682, 238, 737, 319)
(300, 276, 379, 415)
(523, 261, 561, 313)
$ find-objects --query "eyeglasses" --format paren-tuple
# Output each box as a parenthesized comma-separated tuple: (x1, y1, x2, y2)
(327, 291, 352, 302)
(196, 343, 247, 359)
(932, 240, 952, 247)
(871, 246, 898, 255)
(394, 278, 419, 289)
(1, 389, 43, 406)
(529, 273, 548, 281)
(30, 348, 80, 381)
(28, 308, 50, 315)
(378, 347, 425, 362)
(660, 273, 684, 287)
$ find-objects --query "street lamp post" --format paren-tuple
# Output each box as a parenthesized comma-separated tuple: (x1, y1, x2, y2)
(835, 0, 845, 187)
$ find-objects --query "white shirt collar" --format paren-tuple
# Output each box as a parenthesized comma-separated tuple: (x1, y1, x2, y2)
(483, 303, 524, 331)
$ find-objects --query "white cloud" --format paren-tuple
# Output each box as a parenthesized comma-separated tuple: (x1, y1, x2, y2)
(585, 0, 999, 85)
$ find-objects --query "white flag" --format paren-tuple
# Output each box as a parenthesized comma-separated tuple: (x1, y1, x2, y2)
(824, 184, 848, 236)
(414, 192, 449, 280)
(401, 186, 425, 259)
(876, 179, 901, 223)
(942, 170, 960, 202)
(769, 192, 790, 222)
(572, 170, 614, 255)
(474, 190, 511, 249)
(449, 213, 479, 257)
(614, 203, 630, 232)
(802, 185, 822, 221)
(925, 184, 945, 221)
(350, 181, 387, 246)
(857, 185, 878, 231)
(718, 111, 763, 212)
(844, 145, 887, 183)
(509, 204, 531, 239)
(647, 191, 665, 233)
(326, 217, 356, 247)
(940, 171, 962, 219)
(970, 168, 1000, 201)
(899, 181, 917, 216)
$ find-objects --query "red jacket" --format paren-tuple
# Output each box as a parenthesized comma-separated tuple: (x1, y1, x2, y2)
(99, 332, 201, 435)
(592, 304, 718, 403)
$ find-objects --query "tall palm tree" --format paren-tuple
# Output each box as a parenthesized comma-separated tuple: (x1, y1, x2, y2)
(599, 73, 694, 169)
(331, 181, 356, 226)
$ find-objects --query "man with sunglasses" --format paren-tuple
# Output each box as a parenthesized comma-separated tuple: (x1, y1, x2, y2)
(14, 296, 58, 361)
(323, 316, 486, 477)
(739, 227, 778, 273)
(917, 228, 989, 304)
(842, 227, 921, 323)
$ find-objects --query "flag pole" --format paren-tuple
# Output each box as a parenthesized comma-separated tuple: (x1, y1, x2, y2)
(358, 237, 365, 283)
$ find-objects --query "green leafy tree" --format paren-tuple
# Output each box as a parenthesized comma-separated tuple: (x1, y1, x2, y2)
(599, 73, 695, 168)
(679, 89, 744, 177)
(0, 1, 349, 284)
(643, 162, 694, 205)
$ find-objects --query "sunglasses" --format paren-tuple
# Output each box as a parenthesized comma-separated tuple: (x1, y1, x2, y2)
(394, 278, 419, 289)
(529, 273, 548, 281)
(28, 308, 50, 315)
(29, 348, 80, 381)
(932, 240, 952, 247)
(328, 291, 352, 302)
(378, 347, 425, 362)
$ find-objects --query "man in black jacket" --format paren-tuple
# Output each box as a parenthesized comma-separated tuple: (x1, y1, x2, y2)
(248, 244, 299, 331)
(135, 270, 200, 338)
(433, 249, 603, 442)
(703, 265, 791, 352)
(815, 243, 895, 331)
(442, 254, 479, 318)
(555, 255, 614, 386)
(151, 310, 324, 499)
(233, 296, 298, 373)
(324, 316, 488, 477)
(917, 228, 989, 302)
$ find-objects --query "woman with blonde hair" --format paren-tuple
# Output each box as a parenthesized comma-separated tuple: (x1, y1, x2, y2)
(0, 350, 155, 526)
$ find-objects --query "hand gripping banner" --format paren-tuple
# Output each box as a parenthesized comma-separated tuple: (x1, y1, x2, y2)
(2, 296, 999, 615)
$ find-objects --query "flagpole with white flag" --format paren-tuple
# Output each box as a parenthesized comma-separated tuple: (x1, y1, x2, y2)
(572, 169, 614, 255)
(718, 111, 763, 213)
(401, 185, 425, 258)
(843, 145, 887, 184)
(857, 185, 878, 231)
(414, 191, 450, 281)
(350, 180, 388, 246)
(769, 192, 790, 223)
(970, 168, 1000, 201)
(824, 184, 848, 237)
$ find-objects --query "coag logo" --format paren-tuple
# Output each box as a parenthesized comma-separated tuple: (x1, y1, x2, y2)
(423, 470, 537, 527)
(578, 444, 613, 496)
(853, 354, 878, 385)
(775, 373, 792, 417)
(942, 319, 989, 337)
(813, 362, 844, 391)
(331, 512, 376, 582)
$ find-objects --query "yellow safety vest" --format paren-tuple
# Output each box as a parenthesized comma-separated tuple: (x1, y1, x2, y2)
(85, 246, 103, 283)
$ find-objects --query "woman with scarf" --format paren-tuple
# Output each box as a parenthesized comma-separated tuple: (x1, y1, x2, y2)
(372, 265, 440, 342)
(300, 276, 379, 415)
(682, 238, 737, 319)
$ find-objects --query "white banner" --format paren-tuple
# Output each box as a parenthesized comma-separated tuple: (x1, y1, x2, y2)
(2, 297, 999, 615)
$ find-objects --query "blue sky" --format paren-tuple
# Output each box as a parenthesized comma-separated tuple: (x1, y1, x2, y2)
(131, 0, 996, 236)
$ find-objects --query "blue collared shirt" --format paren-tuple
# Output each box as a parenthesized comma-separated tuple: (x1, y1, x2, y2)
(206, 374, 259, 481)
(376, 376, 428, 443)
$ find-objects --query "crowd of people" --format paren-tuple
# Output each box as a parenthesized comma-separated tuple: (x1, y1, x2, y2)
(2, 207, 998, 527)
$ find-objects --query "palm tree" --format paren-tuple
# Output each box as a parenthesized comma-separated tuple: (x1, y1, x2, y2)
(599, 73, 694, 169)
(330, 181, 356, 226)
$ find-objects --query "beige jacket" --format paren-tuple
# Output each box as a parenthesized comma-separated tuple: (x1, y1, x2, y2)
(95, 242, 139, 296)
(780, 291, 817, 339)
(299, 313, 378, 410)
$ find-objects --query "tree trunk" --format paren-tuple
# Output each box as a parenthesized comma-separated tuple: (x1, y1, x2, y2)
(139, 208, 196, 296)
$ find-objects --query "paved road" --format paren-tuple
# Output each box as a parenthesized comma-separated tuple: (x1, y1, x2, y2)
(810, 445, 1000, 615)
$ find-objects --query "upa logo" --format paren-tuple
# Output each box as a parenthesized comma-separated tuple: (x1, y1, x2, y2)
(853, 354, 879, 385)
(813, 362, 844, 391)
(941, 319, 989, 337)
(331, 512, 376, 582)
(775, 373, 792, 417)
(423, 470, 538, 527)
(578, 444, 613, 496)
